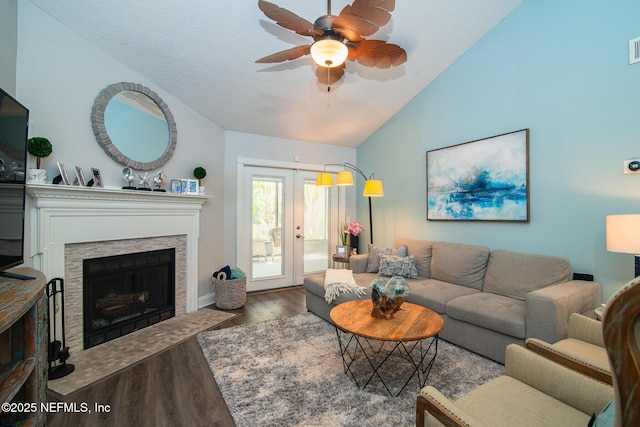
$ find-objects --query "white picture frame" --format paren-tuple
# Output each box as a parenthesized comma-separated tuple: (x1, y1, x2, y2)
(57, 162, 71, 185)
(74, 166, 86, 186)
(185, 179, 199, 194)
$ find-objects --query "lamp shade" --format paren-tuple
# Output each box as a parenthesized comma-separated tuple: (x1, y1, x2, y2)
(336, 171, 354, 186)
(363, 179, 384, 197)
(315, 172, 333, 187)
(606, 214, 640, 254)
(310, 39, 348, 68)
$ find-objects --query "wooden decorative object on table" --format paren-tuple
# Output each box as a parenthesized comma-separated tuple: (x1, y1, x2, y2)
(369, 276, 409, 319)
(371, 287, 403, 319)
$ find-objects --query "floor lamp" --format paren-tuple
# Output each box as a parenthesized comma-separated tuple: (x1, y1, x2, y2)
(606, 214, 640, 277)
(316, 163, 383, 245)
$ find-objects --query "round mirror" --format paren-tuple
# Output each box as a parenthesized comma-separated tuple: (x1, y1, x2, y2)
(91, 82, 177, 170)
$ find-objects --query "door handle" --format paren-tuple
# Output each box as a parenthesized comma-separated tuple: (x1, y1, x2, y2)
(296, 234, 305, 239)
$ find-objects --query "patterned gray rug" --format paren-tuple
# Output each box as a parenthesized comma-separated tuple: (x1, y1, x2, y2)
(197, 312, 504, 427)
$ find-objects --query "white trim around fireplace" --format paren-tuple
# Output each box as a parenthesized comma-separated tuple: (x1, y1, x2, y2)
(26, 184, 212, 315)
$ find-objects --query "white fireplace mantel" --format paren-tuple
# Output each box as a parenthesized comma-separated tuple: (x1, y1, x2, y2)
(27, 184, 212, 313)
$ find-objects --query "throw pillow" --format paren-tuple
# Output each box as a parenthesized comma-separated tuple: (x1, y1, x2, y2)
(378, 254, 418, 279)
(365, 244, 408, 273)
(588, 400, 614, 427)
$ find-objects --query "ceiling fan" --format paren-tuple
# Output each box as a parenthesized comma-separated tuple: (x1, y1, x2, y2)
(256, 0, 407, 87)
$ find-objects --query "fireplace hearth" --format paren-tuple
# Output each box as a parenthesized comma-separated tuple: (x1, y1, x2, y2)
(83, 248, 176, 349)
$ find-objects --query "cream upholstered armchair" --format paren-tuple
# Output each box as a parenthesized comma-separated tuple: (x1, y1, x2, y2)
(416, 344, 612, 426)
(416, 275, 640, 427)
(525, 313, 611, 384)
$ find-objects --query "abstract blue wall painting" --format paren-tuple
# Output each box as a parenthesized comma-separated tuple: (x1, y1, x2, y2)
(427, 129, 529, 222)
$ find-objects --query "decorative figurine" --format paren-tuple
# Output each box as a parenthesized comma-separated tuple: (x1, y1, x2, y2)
(122, 167, 136, 189)
(153, 171, 167, 192)
(137, 171, 151, 190)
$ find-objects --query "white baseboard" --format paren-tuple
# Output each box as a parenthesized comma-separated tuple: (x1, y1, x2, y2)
(198, 291, 215, 309)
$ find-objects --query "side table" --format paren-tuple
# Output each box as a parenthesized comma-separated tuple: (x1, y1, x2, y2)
(332, 254, 350, 269)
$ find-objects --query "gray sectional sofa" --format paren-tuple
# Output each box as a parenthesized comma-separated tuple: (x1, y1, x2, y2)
(303, 237, 602, 363)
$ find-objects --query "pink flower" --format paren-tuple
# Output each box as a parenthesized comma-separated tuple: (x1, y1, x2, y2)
(345, 221, 364, 236)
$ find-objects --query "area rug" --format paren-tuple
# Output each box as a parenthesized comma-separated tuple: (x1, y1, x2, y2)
(48, 308, 237, 398)
(197, 312, 504, 427)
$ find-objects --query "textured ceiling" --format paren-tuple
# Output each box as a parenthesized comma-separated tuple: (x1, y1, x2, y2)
(28, 0, 523, 147)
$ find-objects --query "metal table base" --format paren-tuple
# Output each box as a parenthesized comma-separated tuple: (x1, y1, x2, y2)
(334, 326, 439, 397)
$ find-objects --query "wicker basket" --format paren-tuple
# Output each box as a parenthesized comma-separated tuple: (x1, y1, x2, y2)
(213, 277, 247, 310)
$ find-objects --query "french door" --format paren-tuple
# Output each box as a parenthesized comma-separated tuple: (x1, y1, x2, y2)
(239, 166, 339, 292)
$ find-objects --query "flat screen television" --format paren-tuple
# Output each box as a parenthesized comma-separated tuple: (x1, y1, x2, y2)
(0, 87, 31, 280)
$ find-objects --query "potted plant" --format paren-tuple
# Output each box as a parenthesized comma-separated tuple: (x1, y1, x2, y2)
(193, 166, 207, 194)
(27, 137, 53, 183)
(345, 221, 364, 255)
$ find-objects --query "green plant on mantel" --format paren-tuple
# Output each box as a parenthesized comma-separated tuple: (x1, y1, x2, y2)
(27, 137, 53, 169)
(193, 166, 207, 185)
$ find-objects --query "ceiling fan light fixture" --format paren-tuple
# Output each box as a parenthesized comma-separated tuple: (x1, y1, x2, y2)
(310, 38, 348, 68)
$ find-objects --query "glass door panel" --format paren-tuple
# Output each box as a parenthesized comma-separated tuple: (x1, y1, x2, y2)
(302, 179, 329, 274)
(252, 177, 283, 280)
(240, 166, 338, 291)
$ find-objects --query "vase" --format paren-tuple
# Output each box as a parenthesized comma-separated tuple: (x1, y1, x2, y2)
(384, 276, 410, 300)
(28, 168, 47, 184)
(348, 235, 359, 254)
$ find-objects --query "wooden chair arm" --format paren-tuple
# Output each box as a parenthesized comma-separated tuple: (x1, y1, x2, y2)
(416, 387, 475, 427)
(525, 338, 612, 385)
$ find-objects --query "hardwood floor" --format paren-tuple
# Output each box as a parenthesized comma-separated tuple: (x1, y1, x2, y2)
(47, 286, 307, 427)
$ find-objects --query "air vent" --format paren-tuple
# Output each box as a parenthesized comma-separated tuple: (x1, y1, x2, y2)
(630, 37, 640, 65)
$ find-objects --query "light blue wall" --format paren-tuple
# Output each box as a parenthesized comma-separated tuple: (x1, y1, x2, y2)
(357, 0, 640, 299)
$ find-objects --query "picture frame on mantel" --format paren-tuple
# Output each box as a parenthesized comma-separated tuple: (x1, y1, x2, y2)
(74, 166, 86, 186)
(91, 168, 104, 188)
(57, 162, 71, 185)
(426, 129, 530, 222)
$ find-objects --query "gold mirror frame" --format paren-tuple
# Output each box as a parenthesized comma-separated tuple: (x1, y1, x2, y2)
(91, 82, 177, 171)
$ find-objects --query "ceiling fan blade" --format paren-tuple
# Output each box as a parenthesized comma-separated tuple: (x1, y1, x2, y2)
(258, 0, 320, 37)
(333, 0, 395, 41)
(349, 39, 406, 68)
(256, 45, 312, 63)
(316, 63, 345, 85)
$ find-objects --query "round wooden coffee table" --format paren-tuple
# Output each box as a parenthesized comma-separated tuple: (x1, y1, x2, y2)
(330, 299, 444, 396)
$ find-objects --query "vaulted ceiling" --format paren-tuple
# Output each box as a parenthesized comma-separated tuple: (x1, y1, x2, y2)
(28, 0, 523, 147)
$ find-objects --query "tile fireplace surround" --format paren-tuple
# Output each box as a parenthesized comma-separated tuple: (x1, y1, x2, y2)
(26, 184, 211, 354)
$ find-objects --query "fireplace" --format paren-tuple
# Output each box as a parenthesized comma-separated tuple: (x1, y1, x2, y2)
(27, 184, 209, 355)
(83, 248, 176, 349)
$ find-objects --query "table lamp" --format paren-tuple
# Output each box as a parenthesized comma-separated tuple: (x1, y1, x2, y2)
(606, 214, 640, 277)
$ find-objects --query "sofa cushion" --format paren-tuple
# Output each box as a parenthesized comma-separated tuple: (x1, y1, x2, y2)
(365, 244, 407, 273)
(407, 279, 480, 314)
(430, 242, 490, 290)
(378, 254, 418, 279)
(446, 293, 526, 338)
(484, 250, 572, 300)
(394, 237, 435, 278)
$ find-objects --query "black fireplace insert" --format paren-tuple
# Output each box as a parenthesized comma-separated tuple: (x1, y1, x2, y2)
(83, 248, 175, 349)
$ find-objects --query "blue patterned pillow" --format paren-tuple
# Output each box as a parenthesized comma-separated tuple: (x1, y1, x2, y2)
(377, 254, 418, 279)
(365, 244, 407, 273)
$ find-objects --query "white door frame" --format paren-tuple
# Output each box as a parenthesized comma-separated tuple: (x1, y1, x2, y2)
(237, 158, 344, 291)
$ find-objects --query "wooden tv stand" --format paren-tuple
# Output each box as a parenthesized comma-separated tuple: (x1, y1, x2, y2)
(0, 267, 48, 426)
